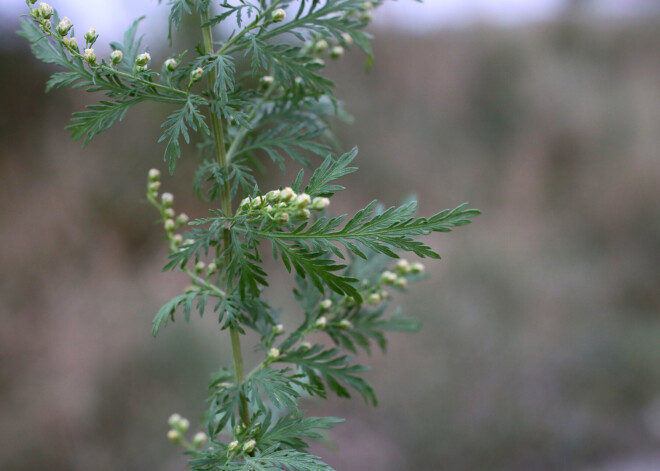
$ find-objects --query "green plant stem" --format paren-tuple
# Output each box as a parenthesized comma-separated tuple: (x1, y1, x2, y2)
(200, 6, 250, 427)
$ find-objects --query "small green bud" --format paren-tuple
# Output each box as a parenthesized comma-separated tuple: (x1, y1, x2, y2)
(184, 285, 199, 293)
(176, 213, 189, 225)
(330, 45, 344, 59)
(56, 17, 72, 37)
(271, 8, 286, 22)
(136, 52, 151, 66)
(393, 277, 408, 289)
(242, 439, 256, 453)
(380, 271, 397, 284)
(172, 234, 183, 245)
(178, 418, 190, 432)
(342, 32, 353, 45)
(366, 293, 381, 305)
(164, 219, 175, 231)
(148, 168, 161, 181)
(68, 37, 78, 51)
(297, 208, 311, 219)
(294, 193, 311, 207)
(164, 58, 177, 71)
(29, 0, 38, 4)
(251, 196, 263, 208)
(167, 429, 181, 443)
(193, 432, 207, 448)
(83, 48, 96, 65)
(280, 187, 296, 202)
(311, 197, 330, 210)
(395, 259, 411, 274)
(315, 316, 327, 329)
(311, 58, 325, 67)
(195, 261, 205, 273)
(268, 347, 280, 361)
(359, 10, 373, 22)
(338, 319, 352, 329)
(164, 208, 175, 218)
(276, 212, 289, 224)
(110, 49, 123, 64)
(272, 324, 284, 335)
(234, 424, 244, 436)
(314, 39, 328, 54)
(206, 262, 217, 275)
(168, 413, 182, 428)
(319, 299, 332, 311)
(191, 67, 204, 82)
(40, 19, 51, 32)
(38, 2, 53, 19)
(227, 440, 239, 453)
(410, 262, 425, 273)
(84, 28, 98, 45)
(300, 341, 312, 351)
(161, 192, 174, 207)
(265, 190, 281, 202)
(259, 75, 274, 90)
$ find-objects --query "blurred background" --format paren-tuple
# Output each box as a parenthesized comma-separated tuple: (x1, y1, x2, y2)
(1, 1, 660, 470)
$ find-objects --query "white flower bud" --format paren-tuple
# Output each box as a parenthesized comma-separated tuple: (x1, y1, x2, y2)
(295, 193, 311, 207)
(172, 234, 183, 245)
(227, 440, 239, 453)
(168, 413, 182, 427)
(360, 9, 373, 22)
(410, 262, 425, 273)
(313, 39, 328, 54)
(178, 418, 190, 432)
(300, 341, 312, 351)
(395, 259, 411, 274)
(267, 348, 280, 360)
(271, 8, 286, 22)
(161, 192, 174, 207)
(280, 187, 296, 202)
(329, 45, 344, 59)
(56, 17, 72, 37)
(176, 213, 189, 225)
(164, 58, 177, 71)
(259, 75, 274, 90)
(276, 212, 289, 224)
(193, 432, 207, 448)
(394, 277, 408, 289)
(206, 262, 217, 275)
(164, 219, 175, 231)
(251, 196, 263, 208)
(148, 168, 160, 181)
(297, 208, 311, 219)
(239, 197, 250, 208)
(380, 271, 397, 284)
(311, 58, 325, 67)
(148, 181, 161, 192)
(83, 48, 96, 65)
(195, 261, 205, 273)
(272, 324, 284, 335)
(191, 67, 204, 82)
(136, 52, 151, 66)
(342, 32, 353, 45)
(67, 37, 78, 51)
(242, 439, 256, 453)
(167, 429, 181, 443)
(366, 293, 381, 305)
(311, 197, 330, 210)
(320, 299, 332, 311)
(84, 28, 98, 45)
(38, 3, 53, 19)
(164, 208, 175, 218)
(110, 49, 123, 64)
(338, 319, 352, 329)
(265, 189, 281, 202)
(315, 316, 327, 329)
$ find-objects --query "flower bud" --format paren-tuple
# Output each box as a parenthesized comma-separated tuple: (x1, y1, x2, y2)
(359, 10, 373, 22)
(67, 37, 78, 51)
(136, 52, 151, 66)
(338, 319, 352, 329)
(311, 197, 330, 210)
(195, 261, 205, 274)
(410, 262, 425, 273)
(172, 234, 183, 245)
(176, 213, 189, 225)
(259, 75, 274, 90)
(393, 277, 408, 289)
(265, 190, 281, 202)
(271, 8, 286, 22)
(251, 196, 263, 208)
(83, 48, 96, 65)
(320, 299, 332, 311)
(297, 208, 311, 219)
(161, 192, 174, 207)
(242, 439, 256, 453)
(148, 181, 161, 192)
(168, 413, 182, 428)
(38, 3, 53, 19)
(164, 208, 175, 218)
(311, 58, 325, 68)
(366, 293, 381, 305)
(206, 262, 217, 275)
(40, 19, 51, 32)
(329, 45, 344, 59)
(295, 193, 311, 207)
(342, 32, 353, 45)
(178, 418, 190, 432)
(191, 67, 204, 82)
(300, 341, 312, 351)
(272, 324, 284, 335)
(313, 39, 328, 54)
(164, 219, 175, 231)
(227, 440, 239, 453)
(193, 432, 207, 448)
(110, 49, 123, 64)
(84, 28, 98, 45)
(167, 429, 181, 443)
(380, 271, 397, 284)
(56, 17, 72, 37)
(164, 58, 177, 71)
(395, 259, 411, 274)
(268, 348, 280, 361)
(276, 212, 289, 224)
(148, 168, 161, 181)
(315, 316, 327, 329)
(280, 187, 296, 202)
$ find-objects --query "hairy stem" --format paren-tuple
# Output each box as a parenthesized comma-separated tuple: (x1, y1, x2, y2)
(200, 7, 250, 427)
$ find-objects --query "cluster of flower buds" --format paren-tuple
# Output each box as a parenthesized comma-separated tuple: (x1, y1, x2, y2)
(29, 3, 54, 33)
(167, 414, 207, 450)
(380, 259, 425, 290)
(146, 169, 190, 245)
(237, 188, 330, 224)
(227, 436, 257, 456)
(357, 1, 375, 22)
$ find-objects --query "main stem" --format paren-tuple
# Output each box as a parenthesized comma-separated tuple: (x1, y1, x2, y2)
(200, 8, 250, 427)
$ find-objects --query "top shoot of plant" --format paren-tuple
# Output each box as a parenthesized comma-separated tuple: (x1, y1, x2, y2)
(20, 0, 479, 469)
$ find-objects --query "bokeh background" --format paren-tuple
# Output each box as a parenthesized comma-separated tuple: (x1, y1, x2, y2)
(1, 1, 660, 470)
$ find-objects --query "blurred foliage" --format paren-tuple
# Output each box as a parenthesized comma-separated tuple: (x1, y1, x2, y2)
(2, 12, 660, 471)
